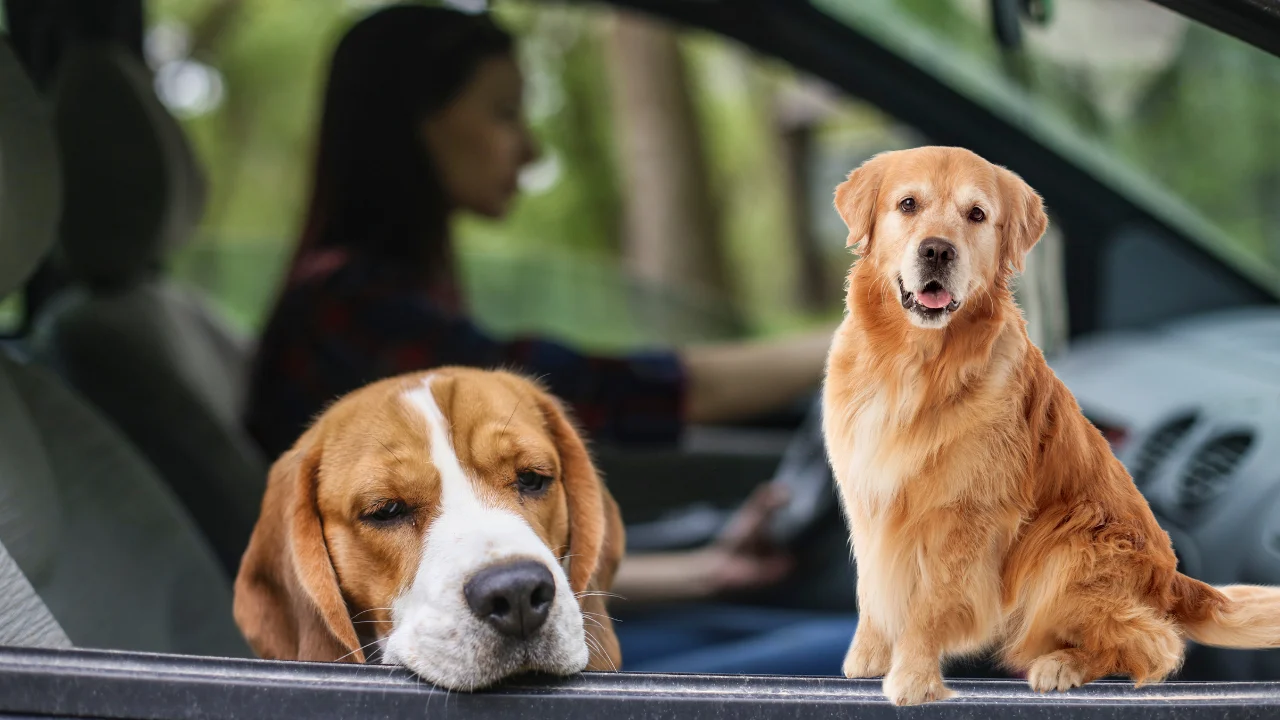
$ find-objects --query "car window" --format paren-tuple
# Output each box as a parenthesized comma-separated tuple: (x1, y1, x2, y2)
(815, 0, 1280, 293)
(149, 0, 922, 351)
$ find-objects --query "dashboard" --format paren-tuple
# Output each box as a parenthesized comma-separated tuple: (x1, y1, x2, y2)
(1052, 307, 1280, 680)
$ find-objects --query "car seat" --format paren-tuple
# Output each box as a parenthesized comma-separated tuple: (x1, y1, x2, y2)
(0, 35, 247, 657)
(30, 42, 266, 576)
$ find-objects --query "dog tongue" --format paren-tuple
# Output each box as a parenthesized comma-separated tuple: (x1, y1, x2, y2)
(917, 287, 952, 310)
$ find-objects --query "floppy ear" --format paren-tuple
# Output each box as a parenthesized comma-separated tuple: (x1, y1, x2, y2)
(538, 394, 625, 671)
(581, 488, 624, 671)
(996, 165, 1049, 275)
(233, 427, 364, 663)
(834, 152, 889, 253)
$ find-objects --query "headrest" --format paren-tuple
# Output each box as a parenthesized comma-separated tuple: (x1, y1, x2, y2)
(52, 44, 206, 287)
(0, 37, 61, 297)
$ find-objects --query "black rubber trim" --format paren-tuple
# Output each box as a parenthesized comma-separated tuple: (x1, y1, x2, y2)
(1147, 0, 1280, 58)
(1, 647, 1280, 719)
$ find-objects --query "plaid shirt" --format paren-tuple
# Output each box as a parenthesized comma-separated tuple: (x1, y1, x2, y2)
(244, 251, 687, 459)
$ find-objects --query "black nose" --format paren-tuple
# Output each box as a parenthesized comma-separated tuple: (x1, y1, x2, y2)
(464, 560, 555, 639)
(918, 237, 957, 267)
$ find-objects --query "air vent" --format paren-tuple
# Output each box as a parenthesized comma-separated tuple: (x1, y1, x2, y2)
(1130, 415, 1197, 488)
(1177, 432, 1254, 511)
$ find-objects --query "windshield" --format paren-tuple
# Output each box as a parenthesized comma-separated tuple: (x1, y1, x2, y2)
(815, 0, 1280, 294)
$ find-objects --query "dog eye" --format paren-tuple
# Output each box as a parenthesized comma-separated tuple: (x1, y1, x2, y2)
(363, 500, 412, 525)
(516, 470, 552, 496)
(968, 206, 986, 223)
(899, 197, 917, 213)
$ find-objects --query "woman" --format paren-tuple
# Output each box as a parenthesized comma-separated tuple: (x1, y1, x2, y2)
(244, 3, 831, 462)
(245, 4, 851, 675)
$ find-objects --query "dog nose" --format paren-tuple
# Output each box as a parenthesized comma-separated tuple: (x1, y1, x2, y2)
(918, 237, 957, 267)
(464, 560, 556, 639)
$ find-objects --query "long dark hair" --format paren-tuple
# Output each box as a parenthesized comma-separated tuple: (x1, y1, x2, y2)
(288, 4, 514, 285)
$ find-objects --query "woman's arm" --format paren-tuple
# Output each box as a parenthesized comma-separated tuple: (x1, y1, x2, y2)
(323, 273, 833, 442)
(610, 551, 725, 604)
(679, 327, 834, 425)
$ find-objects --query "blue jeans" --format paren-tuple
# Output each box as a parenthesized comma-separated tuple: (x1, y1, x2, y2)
(614, 604, 857, 676)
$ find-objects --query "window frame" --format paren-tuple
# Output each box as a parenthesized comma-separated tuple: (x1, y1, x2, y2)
(1148, 0, 1280, 57)
(1, 645, 1279, 719)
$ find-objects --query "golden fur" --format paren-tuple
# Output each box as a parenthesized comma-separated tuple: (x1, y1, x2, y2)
(234, 367, 623, 675)
(822, 146, 1280, 705)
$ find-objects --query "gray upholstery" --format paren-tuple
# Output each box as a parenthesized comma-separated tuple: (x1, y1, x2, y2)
(0, 356, 247, 656)
(33, 43, 266, 575)
(0, 539, 70, 650)
(0, 36, 248, 657)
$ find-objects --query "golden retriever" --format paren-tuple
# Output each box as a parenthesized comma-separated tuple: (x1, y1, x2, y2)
(234, 367, 623, 690)
(822, 146, 1280, 705)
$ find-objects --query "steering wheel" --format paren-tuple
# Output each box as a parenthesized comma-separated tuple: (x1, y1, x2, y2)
(764, 394, 838, 546)
(623, 394, 837, 552)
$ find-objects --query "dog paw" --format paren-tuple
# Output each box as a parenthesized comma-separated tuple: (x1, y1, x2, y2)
(843, 639, 891, 679)
(1027, 652, 1088, 693)
(883, 669, 954, 706)
(844, 654, 890, 679)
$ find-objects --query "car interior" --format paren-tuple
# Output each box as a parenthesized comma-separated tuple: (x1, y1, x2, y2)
(2, 0, 1280, 716)
(0, 33, 246, 659)
(33, 38, 266, 578)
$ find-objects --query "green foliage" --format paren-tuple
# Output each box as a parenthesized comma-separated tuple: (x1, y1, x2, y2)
(159, 0, 357, 328)
(685, 35, 802, 335)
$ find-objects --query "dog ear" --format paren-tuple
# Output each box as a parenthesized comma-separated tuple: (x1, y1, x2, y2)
(233, 426, 363, 663)
(582, 487, 625, 671)
(834, 152, 890, 253)
(996, 165, 1049, 275)
(538, 393, 624, 671)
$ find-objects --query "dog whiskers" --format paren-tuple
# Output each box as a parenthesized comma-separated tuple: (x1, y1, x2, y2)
(574, 590, 622, 600)
(335, 637, 384, 663)
(582, 633, 616, 672)
(580, 613, 608, 629)
(580, 609, 620, 625)
(351, 607, 395, 619)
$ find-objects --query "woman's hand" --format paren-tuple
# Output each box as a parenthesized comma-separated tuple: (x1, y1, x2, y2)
(689, 482, 794, 596)
(609, 483, 795, 605)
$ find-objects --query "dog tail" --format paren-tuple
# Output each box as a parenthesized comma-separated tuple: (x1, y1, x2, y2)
(1173, 575, 1280, 648)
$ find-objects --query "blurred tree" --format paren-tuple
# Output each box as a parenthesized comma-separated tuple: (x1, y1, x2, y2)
(605, 9, 738, 336)
(773, 78, 842, 313)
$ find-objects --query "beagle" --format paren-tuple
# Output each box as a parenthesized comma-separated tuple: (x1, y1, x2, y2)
(233, 367, 624, 690)
(823, 146, 1280, 705)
